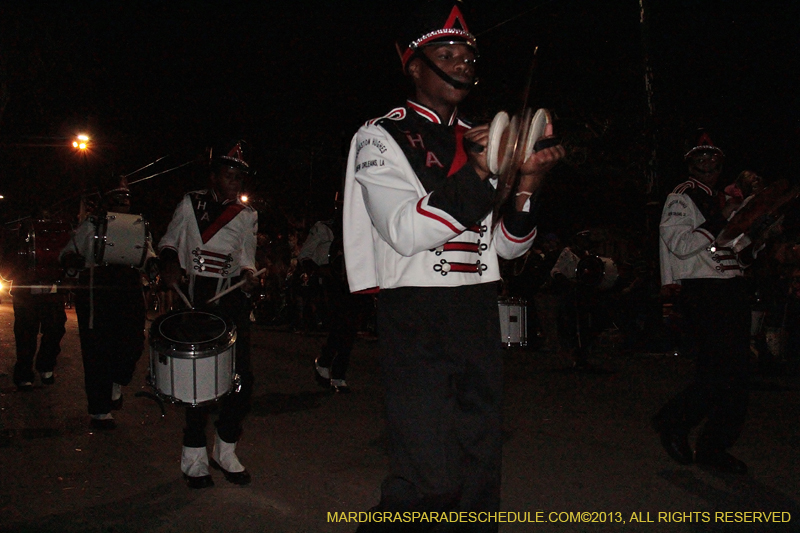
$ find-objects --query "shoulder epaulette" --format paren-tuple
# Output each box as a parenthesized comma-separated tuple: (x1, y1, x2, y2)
(367, 107, 407, 126)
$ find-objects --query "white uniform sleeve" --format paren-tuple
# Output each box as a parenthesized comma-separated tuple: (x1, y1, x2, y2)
(158, 195, 191, 258)
(352, 125, 464, 257)
(237, 210, 258, 274)
(493, 218, 537, 260)
(659, 192, 714, 260)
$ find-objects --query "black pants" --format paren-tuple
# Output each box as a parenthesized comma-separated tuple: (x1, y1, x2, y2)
(75, 267, 145, 415)
(654, 277, 750, 452)
(318, 276, 369, 380)
(13, 291, 67, 384)
(359, 283, 502, 533)
(182, 276, 253, 447)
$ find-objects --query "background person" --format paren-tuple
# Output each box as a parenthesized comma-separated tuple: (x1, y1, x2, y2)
(653, 132, 753, 475)
(9, 211, 69, 390)
(60, 177, 154, 430)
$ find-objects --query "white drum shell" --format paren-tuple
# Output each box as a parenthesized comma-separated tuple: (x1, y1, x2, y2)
(499, 298, 527, 347)
(95, 212, 149, 267)
(149, 311, 237, 406)
(150, 344, 235, 406)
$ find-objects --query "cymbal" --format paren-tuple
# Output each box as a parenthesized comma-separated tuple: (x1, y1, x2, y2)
(489, 108, 552, 214)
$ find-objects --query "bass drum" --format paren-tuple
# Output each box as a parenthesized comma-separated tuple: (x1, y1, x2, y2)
(576, 255, 619, 291)
(94, 212, 150, 267)
(148, 309, 237, 406)
(24, 221, 72, 282)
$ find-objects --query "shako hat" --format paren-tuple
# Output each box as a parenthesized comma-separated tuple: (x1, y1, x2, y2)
(398, 0, 477, 72)
(684, 130, 725, 161)
(210, 139, 251, 174)
(100, 175, 130, 197)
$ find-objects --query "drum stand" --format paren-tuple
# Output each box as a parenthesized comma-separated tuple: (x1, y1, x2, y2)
(135, 389, 167, 417)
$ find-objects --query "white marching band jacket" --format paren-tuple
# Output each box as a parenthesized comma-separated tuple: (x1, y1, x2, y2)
(343, 101, 537, 293)
(659, 178, 744, 286)
(158, 190, 257, 282)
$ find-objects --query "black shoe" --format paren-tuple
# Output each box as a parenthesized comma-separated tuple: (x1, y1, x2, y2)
(89, 417, 117, 431)
(40, 372, 55, 385)
(695, 449, 748, 475)
(15, 381, 34, 392)
(210, 458, 251, 485)
(183, 473, 214, 489)
(652, 417, 692, 465)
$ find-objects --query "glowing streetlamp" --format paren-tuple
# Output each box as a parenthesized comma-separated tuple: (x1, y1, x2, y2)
(72, 134, 90, 151)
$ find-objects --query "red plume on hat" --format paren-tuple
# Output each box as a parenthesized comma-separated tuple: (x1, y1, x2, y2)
(398, 0, 477, 72)
(684, 130, 725, 160)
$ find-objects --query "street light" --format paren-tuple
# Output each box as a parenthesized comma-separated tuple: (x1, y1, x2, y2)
(72, 134, 90, 151)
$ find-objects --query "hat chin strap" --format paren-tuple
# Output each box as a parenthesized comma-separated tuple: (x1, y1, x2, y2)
(413, 50, 477, 91)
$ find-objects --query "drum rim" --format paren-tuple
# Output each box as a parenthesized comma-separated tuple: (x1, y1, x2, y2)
(149, 310, 236, 357)
(498, 296, 528, 305)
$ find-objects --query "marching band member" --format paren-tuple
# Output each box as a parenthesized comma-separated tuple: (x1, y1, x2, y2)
(342, 1, 564, 528)
(10, 211, 68, 391)
(653, 132, 753, 474)
(60, 177, 155, 430)
(158, 139, 260, 489)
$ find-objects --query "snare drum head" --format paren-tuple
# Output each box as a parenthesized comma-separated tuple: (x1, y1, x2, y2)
(150, 310, 235, 356)
(158, 310, 228, 344)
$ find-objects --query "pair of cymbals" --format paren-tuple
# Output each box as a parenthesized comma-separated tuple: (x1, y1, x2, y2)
(488, 108, 552, 214)
(486, 108, 552, 176)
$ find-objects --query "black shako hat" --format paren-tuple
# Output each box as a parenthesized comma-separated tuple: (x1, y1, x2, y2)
(210, 139, 251, 174)
(397, 0, 477, 72)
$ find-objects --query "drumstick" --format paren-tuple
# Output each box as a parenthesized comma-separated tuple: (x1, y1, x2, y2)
(206, 268, 266, 305)
(171, 283, 193, 309)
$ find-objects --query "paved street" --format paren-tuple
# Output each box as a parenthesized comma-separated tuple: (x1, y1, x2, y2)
(1, 301, 798, 532)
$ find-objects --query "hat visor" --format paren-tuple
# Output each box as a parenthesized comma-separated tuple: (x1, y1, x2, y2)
(401, 34, 478, 71)
(684, 146, 725, 160)
(214, 157, 250, 174)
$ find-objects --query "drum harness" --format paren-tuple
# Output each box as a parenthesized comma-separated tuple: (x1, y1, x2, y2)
(187, 271, 233, 307)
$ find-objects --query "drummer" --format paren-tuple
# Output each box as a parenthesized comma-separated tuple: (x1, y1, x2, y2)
(60, 176, 156, 430)
(158, 139, 260, 489)
(653, 131, 756, 475)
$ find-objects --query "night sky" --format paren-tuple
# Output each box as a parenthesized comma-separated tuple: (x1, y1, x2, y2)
(1, 0, 797, 238)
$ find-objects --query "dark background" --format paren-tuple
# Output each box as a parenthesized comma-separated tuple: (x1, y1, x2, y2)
(1, 0, 797, 240)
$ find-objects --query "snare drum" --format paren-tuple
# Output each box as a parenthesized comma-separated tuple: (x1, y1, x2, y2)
(498, 297, 527, 347)
(148, 309, 237, 406)
(94, 212, 150, 267)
